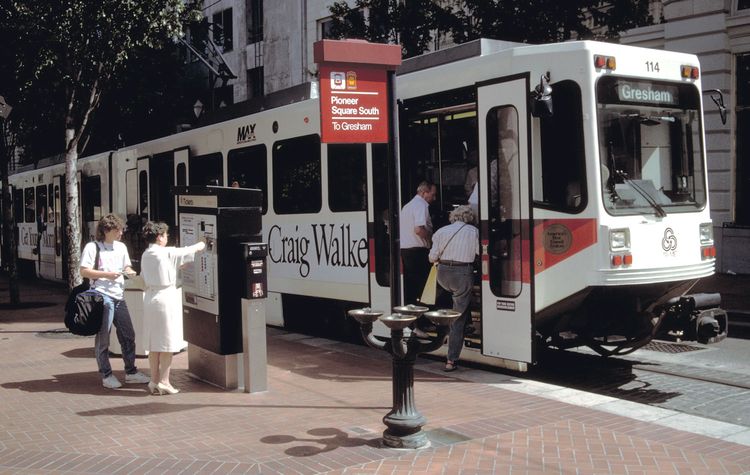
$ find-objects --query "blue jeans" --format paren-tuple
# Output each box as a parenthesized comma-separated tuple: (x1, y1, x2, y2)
(436, 264, 473, 362)
(95, 293, 137, 378)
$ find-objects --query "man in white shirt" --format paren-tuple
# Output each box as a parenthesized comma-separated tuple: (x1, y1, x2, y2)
(80, 214, 149, 389)
(400, 181, 437, 307)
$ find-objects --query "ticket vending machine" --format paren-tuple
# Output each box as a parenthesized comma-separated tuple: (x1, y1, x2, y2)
(174, 186, 262, 388)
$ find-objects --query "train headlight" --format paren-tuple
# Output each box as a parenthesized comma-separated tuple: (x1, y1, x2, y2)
(609, 228, 630, 251)
(699, 223, 713, 244)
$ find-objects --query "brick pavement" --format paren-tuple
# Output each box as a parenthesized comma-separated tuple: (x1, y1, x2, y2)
(1, 276, 750, 474)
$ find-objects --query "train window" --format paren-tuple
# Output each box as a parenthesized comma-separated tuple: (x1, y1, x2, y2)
(537, 80, 586, 212)
(227, 144, 267, 212)
(372, 144, 390, 287)
(189, 152, 223, 186)
(597, 76, 705, 215)
(176, 163, 186, 186)
(13, 189, 24, 223)
(36, 185, 48, 224)
(486, 106, 522, 298)
(273, 134, 321, 214)
(126, 169, 138, 216)
(24, 188, 35, 223)
(139, 170, 148, 218)
(81, 175, 102, 222)
(47, 184, 54, 223)
(328, 143, 366, 212)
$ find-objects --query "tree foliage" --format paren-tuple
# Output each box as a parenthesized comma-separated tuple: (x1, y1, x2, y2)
(328, 0, 448, 58)
(327, 0, 654, 57)
(0, 0, 201, 289)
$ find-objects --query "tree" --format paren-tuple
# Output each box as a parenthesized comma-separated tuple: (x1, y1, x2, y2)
(443, 0, 653, 44)
(0, 106, 20, 304)
(328, 0, 449, 58)
(328, 0, 653, 56)
(0, 0, 200, 290)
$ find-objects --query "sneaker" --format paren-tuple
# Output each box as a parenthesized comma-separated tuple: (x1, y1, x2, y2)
(102, 375, 122, 389)
(125, 372, 150, 384)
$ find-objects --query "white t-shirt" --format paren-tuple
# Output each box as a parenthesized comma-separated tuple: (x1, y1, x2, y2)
(80, 240, 132, 300)
(400, 194, 432, 249)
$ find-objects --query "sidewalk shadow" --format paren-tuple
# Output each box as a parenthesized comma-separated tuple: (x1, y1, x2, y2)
(2, 372, 152, 397)
(61, 347, 94, 359)
(76, 402, 390, 418)
(532, 348, 681, 404)
(261, 427, 380, 456)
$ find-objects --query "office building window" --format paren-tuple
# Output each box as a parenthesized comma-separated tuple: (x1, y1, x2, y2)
(212, 8, 233, 52)
(319, 18, 334, 39)
(739, 0, 750, 10)
(247, 66, 264, 99)
(247, 0, 263, 43)
(736, 54, 750, 224)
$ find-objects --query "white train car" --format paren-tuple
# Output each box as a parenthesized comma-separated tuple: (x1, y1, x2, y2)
(9, 39, 727, 369)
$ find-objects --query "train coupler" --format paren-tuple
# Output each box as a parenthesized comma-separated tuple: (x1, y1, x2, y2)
(656, 293, 728, 344)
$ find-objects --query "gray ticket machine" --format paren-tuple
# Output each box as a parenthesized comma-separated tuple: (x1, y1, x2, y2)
(175, 186, 262, 388)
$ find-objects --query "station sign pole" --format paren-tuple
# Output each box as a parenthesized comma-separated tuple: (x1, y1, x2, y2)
(313, 39, 403, 308)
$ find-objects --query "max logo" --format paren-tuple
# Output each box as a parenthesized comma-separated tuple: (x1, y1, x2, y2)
(662, 228, 677, 252)
(237, 123, 257, 144)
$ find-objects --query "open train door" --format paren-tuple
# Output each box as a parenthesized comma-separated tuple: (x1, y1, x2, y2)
(477, 75, 534, 365)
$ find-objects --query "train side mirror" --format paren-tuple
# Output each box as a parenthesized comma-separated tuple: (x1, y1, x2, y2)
(530, 73, 553, 118)
(703, 89, 727, 125)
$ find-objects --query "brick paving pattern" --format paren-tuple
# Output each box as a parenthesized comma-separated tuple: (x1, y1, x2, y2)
(1, 276, 750, 474)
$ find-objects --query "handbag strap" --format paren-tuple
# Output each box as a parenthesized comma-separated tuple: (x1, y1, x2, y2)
(89, 241, 101, 285)
(437, 223, 467, 261)
(94, 241, 101, 271)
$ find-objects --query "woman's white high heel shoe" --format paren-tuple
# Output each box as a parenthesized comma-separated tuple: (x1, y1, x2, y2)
(156, 382, 179, 395)
(147, 382, 160, 395)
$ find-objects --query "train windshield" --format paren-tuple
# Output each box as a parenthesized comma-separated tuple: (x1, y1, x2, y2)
(596, 76, 706, 216)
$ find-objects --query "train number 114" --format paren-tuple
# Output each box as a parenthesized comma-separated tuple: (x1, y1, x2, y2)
(645, 61, 660, 72)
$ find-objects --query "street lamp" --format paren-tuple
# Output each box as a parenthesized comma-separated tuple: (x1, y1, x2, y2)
(193, 99, 204, 119)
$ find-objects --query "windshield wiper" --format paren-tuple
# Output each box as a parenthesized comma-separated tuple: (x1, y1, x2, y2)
(606, 140, 667, 218)
(621, 112, 675, 126)
(613, 169, 668, 218)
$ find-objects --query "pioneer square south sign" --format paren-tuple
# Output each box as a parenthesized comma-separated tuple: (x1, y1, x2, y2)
(314, 40, 401, 144)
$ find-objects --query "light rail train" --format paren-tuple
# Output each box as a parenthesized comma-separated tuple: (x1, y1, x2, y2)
(8, 39, 728, 370)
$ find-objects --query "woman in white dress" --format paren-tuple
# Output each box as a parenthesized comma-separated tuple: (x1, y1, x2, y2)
(141, 222, 205, 395)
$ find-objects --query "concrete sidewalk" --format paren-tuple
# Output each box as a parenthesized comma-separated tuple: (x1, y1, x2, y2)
(1, 275, 750, 474)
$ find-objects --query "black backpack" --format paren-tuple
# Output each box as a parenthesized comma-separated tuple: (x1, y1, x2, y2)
(64, 243, 105, 336)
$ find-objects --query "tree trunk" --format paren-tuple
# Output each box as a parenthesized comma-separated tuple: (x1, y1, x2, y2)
(64, 128, 82, 290)
(1, 146, 20, 304)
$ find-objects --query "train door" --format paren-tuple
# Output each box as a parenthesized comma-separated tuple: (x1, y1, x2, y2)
(137, 153, 176, 224)
(174, 147, 189, 240)
(52, 175, 64, 280)
(137, 157, 150, 220)
(477, 75, 534, 363)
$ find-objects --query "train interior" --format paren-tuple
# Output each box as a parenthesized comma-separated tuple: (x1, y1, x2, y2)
(397, 86, 485, 346)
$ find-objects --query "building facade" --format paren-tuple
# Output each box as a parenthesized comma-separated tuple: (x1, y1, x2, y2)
(621, 0, 750, 273)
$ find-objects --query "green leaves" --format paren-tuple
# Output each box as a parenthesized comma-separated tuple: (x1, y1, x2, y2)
(327, 0, 654, 57)
(0, 0, 203, 159)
